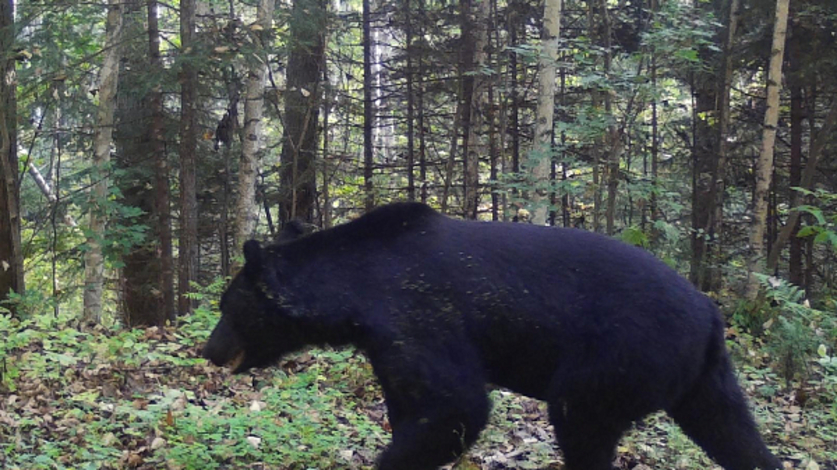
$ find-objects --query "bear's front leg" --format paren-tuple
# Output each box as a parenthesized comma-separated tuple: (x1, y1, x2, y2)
(371, 345, 490, 470)
(376, 395, 489, 470)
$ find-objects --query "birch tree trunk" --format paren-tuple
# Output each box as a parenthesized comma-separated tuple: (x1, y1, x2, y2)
(82, 0, 123, 324)
(235, 0, 276, 251)
(528, 0, 561, 225)
(746, 0, 790, 300)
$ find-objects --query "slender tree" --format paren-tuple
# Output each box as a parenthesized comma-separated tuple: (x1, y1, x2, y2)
(785, 26, 803, 285)
(461, 0, 489, 219)
(528, 0, 561, 225)
(602, 0, 619, 235)
(405, 0, 416, 202)
(83, 0, 124, 324)
(747, 0, 791, 299)
(702, 0, 740, 291)
(690, 0, 725, 290)
(235, 0, 276, 249)
(179, 0, 198, 315)
(363, 0, 374, 211)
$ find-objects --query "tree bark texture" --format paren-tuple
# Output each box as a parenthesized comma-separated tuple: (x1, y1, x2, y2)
(280, 0, 322, 223)
(690, 76, 718, 290)
(689, 0, 737, 291)
(179, 0, 199, 315)
(147, 0, 175, 322)
(529, 0, 561, 225)
(83, 0, 123, 324)
(602, 0, 619, 235)
(747, 0, 790, 300)
(405, 0, 415, 202)
(786, 29, 803, 285)
(0, 0, 23, 312)
(363, 0, 374, 212)
(115, 0, 167, 327)
(235, 0, 276, 250)
(461, 0, 489, 219)
(703, 0, 740, 291)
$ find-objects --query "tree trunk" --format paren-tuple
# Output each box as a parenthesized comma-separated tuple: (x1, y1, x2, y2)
(528, 0, 561, 225)
(363, 0, 375, 212)
(83, 0, 124, 324)
(461, 0, 489, 219)
(588, 1, 601, 232)
(560, 58, 570, 227)
(689, 0, 731, 291)
(649, 0, 659, 229)
(0, 0, 23, 313)
(417, 0, 428, 204)
(704, 0, 740, 291)
(280, 0, 322, 223)
(440, 96, 462, 215)
(746, 0, 790, 300)
(179, 0, 198, 315)
(321, 61, 332, 228)
(690, 76, 718, 290)
(488, 0, 499, 221)
(602, 0, 619, 235)
(235, 0, 276, 251)
(405, 0, 416, 202)
(147, 0, 175, 322)
(786, 29, 803, 285)
(115, 0, 167, 327)
(509, 4, 521, 219)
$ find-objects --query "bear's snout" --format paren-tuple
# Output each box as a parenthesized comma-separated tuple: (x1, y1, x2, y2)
(203, 315, 245, 370)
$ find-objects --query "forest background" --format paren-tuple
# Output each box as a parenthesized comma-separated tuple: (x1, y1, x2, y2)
(1, 0, 836, 468)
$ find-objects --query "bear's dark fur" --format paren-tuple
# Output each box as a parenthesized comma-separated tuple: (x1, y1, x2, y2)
(203, 202, 781, 470)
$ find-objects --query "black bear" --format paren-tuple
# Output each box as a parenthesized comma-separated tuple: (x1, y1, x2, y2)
(203, 202, 781, 470)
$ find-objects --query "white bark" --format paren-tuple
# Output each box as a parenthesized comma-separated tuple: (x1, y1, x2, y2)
(746, 0, 790, 300)
(28, 162, 76, 226)
(235, 0, 275, 254)
(528, 0, 562, 225)
(83, 0, 123, 324)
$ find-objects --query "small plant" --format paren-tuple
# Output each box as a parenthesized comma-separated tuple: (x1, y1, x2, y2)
(755, 274, 835, 387)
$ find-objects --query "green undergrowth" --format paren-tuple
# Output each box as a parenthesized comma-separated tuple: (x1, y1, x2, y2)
(1, 301, 835, 469)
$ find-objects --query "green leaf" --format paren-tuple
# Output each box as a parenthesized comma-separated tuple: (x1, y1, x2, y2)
(797, 226, 817, 237)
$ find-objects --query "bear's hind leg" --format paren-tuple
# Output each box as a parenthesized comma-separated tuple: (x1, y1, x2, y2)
(548, 399, 630, 470)
(666, 356, 781, 470)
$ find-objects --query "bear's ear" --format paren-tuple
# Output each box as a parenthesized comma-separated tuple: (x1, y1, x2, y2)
(277, 220, 308, 243)
(242, 240, 263, 273)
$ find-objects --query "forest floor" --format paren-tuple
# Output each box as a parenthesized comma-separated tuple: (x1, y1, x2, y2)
(0, 306, 835, 470)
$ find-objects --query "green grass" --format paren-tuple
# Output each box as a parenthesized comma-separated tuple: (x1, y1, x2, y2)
(1, 305, 834, 469)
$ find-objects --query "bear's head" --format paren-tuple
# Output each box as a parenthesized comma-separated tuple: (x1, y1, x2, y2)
(203, 237, 308, 373)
